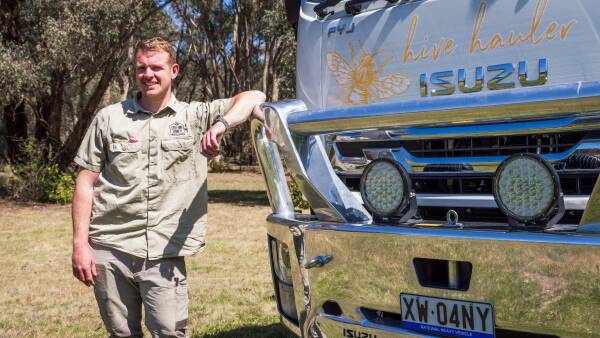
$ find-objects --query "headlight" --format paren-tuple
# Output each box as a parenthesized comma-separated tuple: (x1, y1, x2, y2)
(493, 153, 564, 225)
(271, 238, 292, 284)
(269, 238, 298, 322)
(360, 159, 417, 222)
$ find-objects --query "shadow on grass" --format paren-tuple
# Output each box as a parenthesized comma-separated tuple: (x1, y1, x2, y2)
(192, 323, 295, 338)
(208, 190, 269, 207)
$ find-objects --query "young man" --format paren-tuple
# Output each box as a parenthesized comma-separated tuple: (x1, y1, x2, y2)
(71, 37, 265, 337)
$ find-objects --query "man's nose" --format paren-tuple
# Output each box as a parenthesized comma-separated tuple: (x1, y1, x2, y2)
(141, 68, 153, 77)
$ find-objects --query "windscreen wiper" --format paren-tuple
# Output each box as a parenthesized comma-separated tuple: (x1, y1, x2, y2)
(345, 0, 418, 16)
(315, 0, 419, 19)
(314, 0, 343, 19)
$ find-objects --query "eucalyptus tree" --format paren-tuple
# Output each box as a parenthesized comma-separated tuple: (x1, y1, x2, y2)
(170, 0, 296, 164)
(0, 0, 174, 167)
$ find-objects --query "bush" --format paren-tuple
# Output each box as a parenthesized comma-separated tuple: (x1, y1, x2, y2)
(41, 164, 76, 204)
(2, 139, 75, 203)
(9, 140, 47, 201)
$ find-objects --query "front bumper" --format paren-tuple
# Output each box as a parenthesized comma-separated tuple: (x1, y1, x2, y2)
(268, 214, 600, 338)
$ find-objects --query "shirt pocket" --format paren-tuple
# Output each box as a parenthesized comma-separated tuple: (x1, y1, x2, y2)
(106, 141, 142, 186)
(161, 137, 197, 182)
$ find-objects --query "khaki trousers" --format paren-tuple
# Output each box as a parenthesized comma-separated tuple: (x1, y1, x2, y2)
(92, 243, 188, 338)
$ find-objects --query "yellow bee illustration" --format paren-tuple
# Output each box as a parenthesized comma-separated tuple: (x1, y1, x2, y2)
(327, 43, 411, 106)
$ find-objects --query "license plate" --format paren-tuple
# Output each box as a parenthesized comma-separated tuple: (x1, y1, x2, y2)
(400, 293, 495, 338)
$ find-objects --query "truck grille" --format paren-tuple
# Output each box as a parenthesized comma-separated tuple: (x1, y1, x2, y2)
(340, 171, 599, 195)
(335, 132, 586, 158)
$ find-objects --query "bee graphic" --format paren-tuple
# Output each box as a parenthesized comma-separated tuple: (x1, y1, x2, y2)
(327, 43, 411, 106)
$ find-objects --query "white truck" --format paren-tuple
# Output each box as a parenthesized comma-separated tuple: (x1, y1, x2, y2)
(252, 0, 600, 337)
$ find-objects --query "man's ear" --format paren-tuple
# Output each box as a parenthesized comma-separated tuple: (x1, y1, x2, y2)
(171, 63, 180, 79)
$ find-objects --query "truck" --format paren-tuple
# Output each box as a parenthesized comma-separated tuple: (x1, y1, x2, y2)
(251, 0, 600, 337)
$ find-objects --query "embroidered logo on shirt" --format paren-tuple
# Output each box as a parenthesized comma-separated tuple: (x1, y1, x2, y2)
(169, 122, 188, 136)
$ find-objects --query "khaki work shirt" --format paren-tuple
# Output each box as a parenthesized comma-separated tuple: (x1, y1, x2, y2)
(74, 95, 230, 259)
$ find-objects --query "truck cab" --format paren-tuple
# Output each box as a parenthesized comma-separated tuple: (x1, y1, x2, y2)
(253, 1, 600, 337)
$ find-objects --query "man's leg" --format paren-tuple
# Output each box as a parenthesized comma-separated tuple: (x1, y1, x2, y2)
(138, 257, 188, 338)
(92, 244, 144, 337)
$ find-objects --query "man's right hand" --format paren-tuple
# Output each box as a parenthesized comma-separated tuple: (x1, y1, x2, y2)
(72, 243, 97, 286)
(71, 168, 100, 287)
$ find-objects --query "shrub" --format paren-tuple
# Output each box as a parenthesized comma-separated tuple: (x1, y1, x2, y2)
(41, 164, 75, 204)
(9, 140, 47, 201)
(3, 139, 75, 203)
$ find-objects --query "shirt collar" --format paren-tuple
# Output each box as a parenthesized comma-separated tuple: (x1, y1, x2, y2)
(127, 92, 180, 116)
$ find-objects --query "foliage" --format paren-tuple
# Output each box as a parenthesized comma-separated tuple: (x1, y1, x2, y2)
(171, 0, 297, 164)
(8, 139, 48, 201)
(0, 0, 298, 202)
(0, 0, 175, 169)
(1, 139, 75, 203)
(259, 7, 297, 100)
(42, 164, 76, 204)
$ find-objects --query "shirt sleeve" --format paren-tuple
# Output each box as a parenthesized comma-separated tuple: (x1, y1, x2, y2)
(73, 112, 106, 172)
(195, 98, 231, 133)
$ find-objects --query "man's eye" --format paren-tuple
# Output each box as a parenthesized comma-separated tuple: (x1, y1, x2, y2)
(137, 67, 146, 73)
(151, 67, 163, 72)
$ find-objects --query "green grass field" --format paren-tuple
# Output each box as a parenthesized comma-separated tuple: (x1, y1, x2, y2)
(0, 172, 295, 338)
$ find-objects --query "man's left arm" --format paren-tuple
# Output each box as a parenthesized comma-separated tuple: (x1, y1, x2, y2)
(201, 90, 266, 158)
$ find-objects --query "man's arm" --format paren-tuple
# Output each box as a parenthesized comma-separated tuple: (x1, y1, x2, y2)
(201, 90, 266, 158)
(71, 168, 100, 286)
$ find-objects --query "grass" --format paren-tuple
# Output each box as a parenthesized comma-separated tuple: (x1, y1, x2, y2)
(0, 172, 295, 338)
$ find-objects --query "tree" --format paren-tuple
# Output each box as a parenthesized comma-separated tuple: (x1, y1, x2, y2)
(0, 0, 174, 168)
(171, 0, 296, 164)
(0, 0, 299, 201)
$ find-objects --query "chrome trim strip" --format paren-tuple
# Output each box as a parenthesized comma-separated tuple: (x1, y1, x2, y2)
(287, 81, 600, 135)
(317, 314, 430, 337)
(302, 222, 600, 245)
(389, 115, 600, 140)
(351, 192, 590, 210)
(360, 141, 600, 173)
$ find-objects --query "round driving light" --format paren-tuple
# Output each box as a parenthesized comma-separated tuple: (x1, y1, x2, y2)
(360, 159, 410, 217)
(493, 153, 561, 223)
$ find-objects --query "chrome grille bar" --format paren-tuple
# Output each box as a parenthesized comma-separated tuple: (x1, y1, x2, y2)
(335, 131, 586, 158)
(350, 192, 589, 210)
(287, 81, 600, 136)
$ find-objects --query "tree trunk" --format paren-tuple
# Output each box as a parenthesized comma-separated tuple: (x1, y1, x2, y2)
(55, 53, 123, 169)
(3, 100, 28, 163)
(35, 68, 65, 161)
(102, 81, 112, 107)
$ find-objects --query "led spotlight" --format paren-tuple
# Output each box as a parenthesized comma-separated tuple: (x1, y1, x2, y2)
(360, 159, 417, 222)
(493, 153, 564, 225)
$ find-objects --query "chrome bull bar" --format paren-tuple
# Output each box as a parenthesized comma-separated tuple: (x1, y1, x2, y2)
(252, 82, 600, 230)
(251, 100, 371, 224)
(251, 83, 600, 337)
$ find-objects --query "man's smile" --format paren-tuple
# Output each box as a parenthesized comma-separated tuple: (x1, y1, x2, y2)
(143, 80, 159, 89)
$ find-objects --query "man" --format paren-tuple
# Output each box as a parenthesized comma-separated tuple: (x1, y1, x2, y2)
(71, 37, 265, 337)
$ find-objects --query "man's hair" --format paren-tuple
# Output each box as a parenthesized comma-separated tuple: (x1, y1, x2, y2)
(135, 37, 176, 64)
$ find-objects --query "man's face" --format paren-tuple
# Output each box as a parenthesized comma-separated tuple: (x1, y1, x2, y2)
(135, 49, 179, 100)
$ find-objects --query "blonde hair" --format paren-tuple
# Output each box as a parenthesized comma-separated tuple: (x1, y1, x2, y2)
(135, 37, 176, 64)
